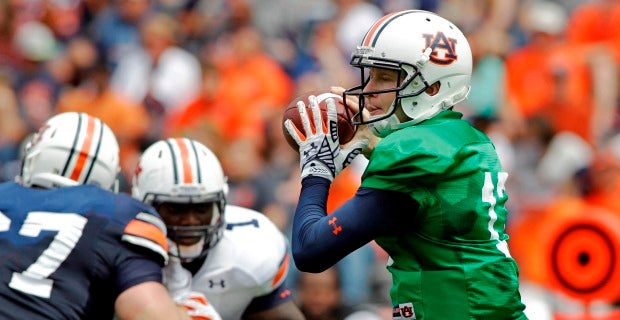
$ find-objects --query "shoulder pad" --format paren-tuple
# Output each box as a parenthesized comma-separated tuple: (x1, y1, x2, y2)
(122, 211, 168, 265)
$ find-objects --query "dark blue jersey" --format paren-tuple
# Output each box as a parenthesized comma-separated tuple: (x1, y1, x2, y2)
(0, 182, 168, 319)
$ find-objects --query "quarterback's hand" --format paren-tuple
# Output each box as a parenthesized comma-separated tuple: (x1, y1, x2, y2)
(331, 86, 380, 158)
(346, 123, 379, 159)
(284, 95, 367, 181)
(175, 292, 222, 320)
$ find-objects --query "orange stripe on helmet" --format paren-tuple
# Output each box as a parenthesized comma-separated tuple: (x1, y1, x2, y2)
(272, 254, 290, 287)
(362, 11, 407, 46)
(174, 138, 193, 183)
(124, 219, 168, 251)
(70, 115, 96, 181)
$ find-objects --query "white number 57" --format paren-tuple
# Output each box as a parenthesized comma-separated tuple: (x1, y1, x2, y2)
(0, 211, 86, 299)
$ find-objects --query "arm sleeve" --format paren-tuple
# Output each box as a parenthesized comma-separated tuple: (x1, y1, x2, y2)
(291, 176, 418, 273)
(243, 282, 294, 315)
(116, 256, 163, 293)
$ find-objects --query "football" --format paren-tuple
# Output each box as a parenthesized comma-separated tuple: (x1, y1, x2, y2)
(282, 91, 356, 152)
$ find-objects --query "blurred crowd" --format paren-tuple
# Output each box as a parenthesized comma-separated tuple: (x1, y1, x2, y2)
(2, 0, 620, 319)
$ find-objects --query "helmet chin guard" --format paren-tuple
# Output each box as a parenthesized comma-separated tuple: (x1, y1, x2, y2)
(168, 237, 213, 263)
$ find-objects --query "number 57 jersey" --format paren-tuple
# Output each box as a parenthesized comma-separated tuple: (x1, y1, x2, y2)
(164, 205, 293, 320)
(0, 182, 168, 319)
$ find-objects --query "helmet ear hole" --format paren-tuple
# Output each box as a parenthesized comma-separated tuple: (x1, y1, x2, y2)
(425, 82, 441, 96)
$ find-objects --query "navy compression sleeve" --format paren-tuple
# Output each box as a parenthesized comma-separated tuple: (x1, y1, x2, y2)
(243, 282, 293, 315)
(291, 176, 418, 273)
(116, 257, 163, 293)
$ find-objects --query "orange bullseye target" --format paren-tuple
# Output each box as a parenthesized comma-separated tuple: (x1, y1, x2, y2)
(546, 208, 620, 303)
(551, 226, 614, 293)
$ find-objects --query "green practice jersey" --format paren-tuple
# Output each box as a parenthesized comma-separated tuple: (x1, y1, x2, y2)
(362, 110, 527, 319)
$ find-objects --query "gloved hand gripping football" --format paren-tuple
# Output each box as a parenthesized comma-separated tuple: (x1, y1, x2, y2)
(284, 95, 367, 182)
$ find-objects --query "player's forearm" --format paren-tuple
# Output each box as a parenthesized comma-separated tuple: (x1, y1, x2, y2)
(291, 177, 369, 272)
(291, 177, 339, 272)
(292, 178, 419, 272)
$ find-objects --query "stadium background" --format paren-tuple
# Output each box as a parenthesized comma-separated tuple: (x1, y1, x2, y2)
(1, 0, 620, 319)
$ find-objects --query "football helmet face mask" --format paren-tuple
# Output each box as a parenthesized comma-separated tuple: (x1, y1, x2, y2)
(132, 138, 227, 263)
(344, 10, 472, 137)
(18, 112, 120, 190)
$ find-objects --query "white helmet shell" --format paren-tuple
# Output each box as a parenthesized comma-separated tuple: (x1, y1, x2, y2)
(18, 112, 120, 190)
(132, 138, 228, 205)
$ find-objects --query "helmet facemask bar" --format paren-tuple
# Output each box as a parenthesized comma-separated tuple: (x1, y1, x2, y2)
(154, 191, 226, 263)
(166, 222, 224, 263)
(344, 55, 431, 125)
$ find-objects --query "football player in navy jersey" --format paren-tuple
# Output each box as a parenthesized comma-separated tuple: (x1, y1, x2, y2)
(0, 112, 220, 320)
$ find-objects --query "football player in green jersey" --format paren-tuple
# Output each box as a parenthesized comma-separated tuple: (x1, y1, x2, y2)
(284, 10, 528, 320)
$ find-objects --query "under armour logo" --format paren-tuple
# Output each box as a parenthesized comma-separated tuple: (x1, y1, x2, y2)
(328, 217, 342, 235)
(422, 31, 458, 65)
(208, 279, 226, 288)
(303, 142, 319, 158)
(280, 289, 292, 299)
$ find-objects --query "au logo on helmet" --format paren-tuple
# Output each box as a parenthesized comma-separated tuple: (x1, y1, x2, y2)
(423, 31, 458, 65)
(134, 164, 142, 179)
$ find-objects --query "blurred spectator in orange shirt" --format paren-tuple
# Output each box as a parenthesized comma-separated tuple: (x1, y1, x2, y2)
(164, 60, 264, 154)
(206, 24, 294, 137)
(566, 0, 620, 61)
(504, 0, 617, 145)
(57, 61, 151, 190)
(169, 23, 294, 152)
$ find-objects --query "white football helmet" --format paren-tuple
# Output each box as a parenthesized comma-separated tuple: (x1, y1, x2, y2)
(18, 112, 120, 190)
(344, 10, 472, 137)
(132, 138, 227, 262)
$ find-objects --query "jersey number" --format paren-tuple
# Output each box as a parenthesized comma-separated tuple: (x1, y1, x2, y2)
(226, 218, 259, 230)
(482, 172, 511, 258)
(0, 211, 87, 298)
